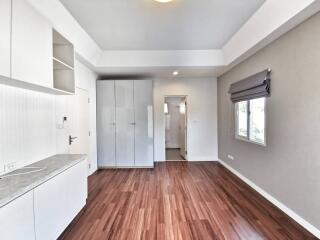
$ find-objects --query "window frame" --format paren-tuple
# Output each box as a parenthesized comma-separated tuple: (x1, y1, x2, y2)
(235, 98, 266, 146)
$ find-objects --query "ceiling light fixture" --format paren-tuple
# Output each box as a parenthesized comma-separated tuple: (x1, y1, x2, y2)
(173, 71, 179, 76)
(155, 0, 173, 3)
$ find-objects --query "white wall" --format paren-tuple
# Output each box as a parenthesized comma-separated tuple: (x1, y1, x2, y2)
(154, 78, 218, 162)
(0, 84, 56, 174)
(218, 12, 320, 235)
(0, 59, 97, 176)
(56, 60, 97, 175)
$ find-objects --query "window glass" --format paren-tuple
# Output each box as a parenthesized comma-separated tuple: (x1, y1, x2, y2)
(236, 101, 248, 138)
(249, 98, 265, 144)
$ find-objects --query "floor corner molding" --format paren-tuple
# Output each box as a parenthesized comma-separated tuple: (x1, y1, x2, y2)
(218, 159, 320, 239)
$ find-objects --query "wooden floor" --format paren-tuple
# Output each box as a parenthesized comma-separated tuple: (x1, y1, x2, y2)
(166, 148, 185, 161)
(59, 162, 317, 240)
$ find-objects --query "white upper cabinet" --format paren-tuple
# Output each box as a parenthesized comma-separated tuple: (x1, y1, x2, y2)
(0, 0, 11, 78)
(11, 0, 53, 88)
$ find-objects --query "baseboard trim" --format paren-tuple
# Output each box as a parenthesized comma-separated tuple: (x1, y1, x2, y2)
(218, 159, 320, 239)
(98, 166, 154, 169)
(155, 159, 219, 162)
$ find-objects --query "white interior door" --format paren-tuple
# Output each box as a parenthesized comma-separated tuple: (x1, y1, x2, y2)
(97, 81, 116, 167)
(67, 88, 89, 156)
(134, 80, 154, 167)
(180, 98, 187, 159)
(115, 80, 134, 167)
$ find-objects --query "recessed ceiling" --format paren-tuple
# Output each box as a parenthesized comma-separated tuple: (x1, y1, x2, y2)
(95, 66, 226, 78)
(60, 0, 265, 51)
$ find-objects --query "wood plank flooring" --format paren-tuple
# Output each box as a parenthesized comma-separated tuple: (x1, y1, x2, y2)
(59, 162, 317, 240)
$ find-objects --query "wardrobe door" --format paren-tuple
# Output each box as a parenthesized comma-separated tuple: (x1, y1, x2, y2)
(97, 81, 116, 167)
(115, 80, 135, 167)
(134, 80, 154, 167)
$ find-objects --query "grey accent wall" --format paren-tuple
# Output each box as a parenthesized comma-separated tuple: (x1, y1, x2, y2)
(218, 12, 320, 229)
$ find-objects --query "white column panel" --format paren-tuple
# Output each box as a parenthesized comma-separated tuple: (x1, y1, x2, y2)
(97, 80, 116, 167)
(115, 80, 134, 167)
(134, 80, 154, 167)
(0, 0, 11, 78)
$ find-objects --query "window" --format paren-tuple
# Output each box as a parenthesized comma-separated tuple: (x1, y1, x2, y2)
(235, 98, 266, 145)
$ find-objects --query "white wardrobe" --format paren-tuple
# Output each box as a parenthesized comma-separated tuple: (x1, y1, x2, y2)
(97, 80, 154, 168)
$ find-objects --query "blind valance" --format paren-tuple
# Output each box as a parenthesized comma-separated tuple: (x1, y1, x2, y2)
(228, 69, 271, 103)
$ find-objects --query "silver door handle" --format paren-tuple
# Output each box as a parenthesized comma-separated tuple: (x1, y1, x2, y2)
(69, 135, 77, 145)
(130, 123, 136, 125)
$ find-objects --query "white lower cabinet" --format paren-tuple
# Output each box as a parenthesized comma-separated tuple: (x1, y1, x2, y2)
(0, 191, 35, 240)
(0, 159, 87, 240)
(34, 160, 87, 240)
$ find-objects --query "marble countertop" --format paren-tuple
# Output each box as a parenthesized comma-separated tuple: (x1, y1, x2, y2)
(0, 154, 87, 208)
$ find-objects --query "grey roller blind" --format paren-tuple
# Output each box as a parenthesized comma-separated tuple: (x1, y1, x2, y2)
(228, 69, 271, 103)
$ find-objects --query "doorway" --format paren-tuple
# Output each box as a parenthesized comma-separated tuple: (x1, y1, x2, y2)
(164, 96, 187, 161)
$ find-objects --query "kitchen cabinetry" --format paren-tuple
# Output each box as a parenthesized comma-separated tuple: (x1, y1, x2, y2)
(0, 156, 87, 240)
(53, 29, 75, 93)
(0, 191, 35, 240)
(11, 0, 53, 88)
(34, 160, 87, 240)
(0, 0, 75, 95)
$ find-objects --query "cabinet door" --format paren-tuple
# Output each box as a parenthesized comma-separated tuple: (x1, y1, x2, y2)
(11, 0, 53, 88)
(97, 81, 116, 167)
(0, 191, 35, 240)
(134, 80, 154, 167)
(115, 80, 134, 167)
(0, 0, 11, 78)
(34, 160, 87, 240)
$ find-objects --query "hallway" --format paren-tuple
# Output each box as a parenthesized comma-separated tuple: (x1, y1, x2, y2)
(166, 149, 185, 161)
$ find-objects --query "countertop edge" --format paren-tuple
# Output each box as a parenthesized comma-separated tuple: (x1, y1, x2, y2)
(0, 155, 87, 208)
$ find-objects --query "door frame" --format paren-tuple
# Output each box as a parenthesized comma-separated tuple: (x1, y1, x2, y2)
(164, 95, 188, 161)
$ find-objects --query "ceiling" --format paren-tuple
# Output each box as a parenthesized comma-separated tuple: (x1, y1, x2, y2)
(60, 0, 265, 51)
(95, 66, 226, 79)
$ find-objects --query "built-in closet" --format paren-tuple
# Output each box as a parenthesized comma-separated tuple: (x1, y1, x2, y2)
(97, 80, 154, 168)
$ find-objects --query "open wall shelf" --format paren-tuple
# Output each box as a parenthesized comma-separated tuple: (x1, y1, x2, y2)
(52, 30, 75, 94)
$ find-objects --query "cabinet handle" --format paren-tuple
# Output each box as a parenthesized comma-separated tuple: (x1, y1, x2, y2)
(111, 122, 116, 126)
(130, 123, 136, 125)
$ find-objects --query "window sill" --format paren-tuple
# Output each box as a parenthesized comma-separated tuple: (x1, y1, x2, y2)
(235, 136, 266, 147)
